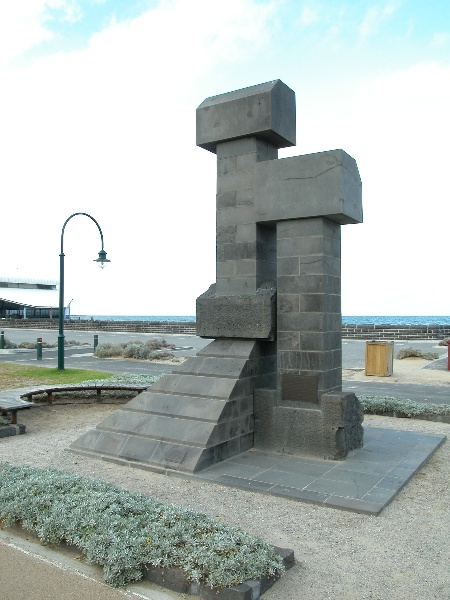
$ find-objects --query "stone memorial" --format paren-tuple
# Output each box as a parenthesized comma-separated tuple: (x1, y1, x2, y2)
(71, 80, 364, 472)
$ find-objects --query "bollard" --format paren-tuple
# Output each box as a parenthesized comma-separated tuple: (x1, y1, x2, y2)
(0, 330, 4, 350)
(37, 337, 43, 361)
(94, 334, 99, 351)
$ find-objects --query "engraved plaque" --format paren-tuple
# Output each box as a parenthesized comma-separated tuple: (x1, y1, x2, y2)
(282, 374, 319, 404)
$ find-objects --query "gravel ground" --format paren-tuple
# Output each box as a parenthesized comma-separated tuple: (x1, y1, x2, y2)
(1, 403, 449, 600)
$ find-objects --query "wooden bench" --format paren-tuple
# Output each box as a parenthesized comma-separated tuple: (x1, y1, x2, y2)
(20, 384, 148, 404)
(0, 399, 36, 424)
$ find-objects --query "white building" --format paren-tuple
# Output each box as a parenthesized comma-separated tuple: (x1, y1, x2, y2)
(0, 277, 60, 319)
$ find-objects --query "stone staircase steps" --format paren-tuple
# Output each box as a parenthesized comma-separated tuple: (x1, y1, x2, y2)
(70, 339, 275, 473)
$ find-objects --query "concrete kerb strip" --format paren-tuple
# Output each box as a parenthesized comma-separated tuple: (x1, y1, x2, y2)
(0, 525, 294, 600)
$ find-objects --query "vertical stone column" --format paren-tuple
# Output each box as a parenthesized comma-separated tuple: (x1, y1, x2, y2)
(216, 138, 277, 296)
(196, 80, 295, 340)
(277, 217, 342, 404)
(252, 147, 364, 458)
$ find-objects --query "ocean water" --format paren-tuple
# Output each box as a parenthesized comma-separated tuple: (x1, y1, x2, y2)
(342, 316, 450, 326)
(71, 315, 450, 325)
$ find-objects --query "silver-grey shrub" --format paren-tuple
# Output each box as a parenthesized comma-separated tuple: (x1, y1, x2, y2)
(0, 465, 284, 588)
(80, 374, 163, 386)
(396, 347, 439, 360)
(122, 342, 147, 359)
(143, 338, 175, 350)
(359, 395, 450, 417)
(94, 342, 127, 358)
(2, 337, 17, 349)
(95, 339, 175, 360)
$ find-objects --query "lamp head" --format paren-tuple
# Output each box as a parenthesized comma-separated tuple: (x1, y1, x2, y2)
(94, 249, 111, 269)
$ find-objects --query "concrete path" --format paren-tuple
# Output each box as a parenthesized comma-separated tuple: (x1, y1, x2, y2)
(0, 528, 180, 600)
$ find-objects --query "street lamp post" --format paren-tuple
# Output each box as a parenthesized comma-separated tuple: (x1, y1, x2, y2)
(58, 213, 110, 370)
(66, 299, 74, 319)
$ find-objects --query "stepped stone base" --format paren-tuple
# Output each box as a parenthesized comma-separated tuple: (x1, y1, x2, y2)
(254, 389, 364, 459)
(70, 339, 276, 473)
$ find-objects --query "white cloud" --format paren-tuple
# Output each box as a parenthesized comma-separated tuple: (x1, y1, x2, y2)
(0, 0, 277, 315)
(431, 32, 450, 48)
(2, 1, 449, 316)
(0, 2, 53, 68)
(339, 61, 450, 315)
(50, 0, 83, 23)
(290, 57, 450, 315)
(358, 2, 397, 41)
(299, 6, 319, 26)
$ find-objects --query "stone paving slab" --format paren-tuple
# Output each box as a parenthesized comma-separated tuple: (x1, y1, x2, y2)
(72, 423, 447, 516)
(424, 357, 449, 371)
(193, 427, 446, 515)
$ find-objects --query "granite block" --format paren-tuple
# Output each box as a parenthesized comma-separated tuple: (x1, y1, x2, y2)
(197, 80, 296, 153)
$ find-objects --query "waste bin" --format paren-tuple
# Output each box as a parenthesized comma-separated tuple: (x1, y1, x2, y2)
(365, 341, 394, 376)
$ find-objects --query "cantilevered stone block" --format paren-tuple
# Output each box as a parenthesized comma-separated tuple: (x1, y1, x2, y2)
(255, 149, 362, 225)
(197, 282, 276, 339)
(197, 80, 296, 153)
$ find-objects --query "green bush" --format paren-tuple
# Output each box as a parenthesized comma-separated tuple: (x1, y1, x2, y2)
(0, 465, 284, 589)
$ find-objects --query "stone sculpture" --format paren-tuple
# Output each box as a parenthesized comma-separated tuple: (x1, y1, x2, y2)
(71, 80, 364, 472)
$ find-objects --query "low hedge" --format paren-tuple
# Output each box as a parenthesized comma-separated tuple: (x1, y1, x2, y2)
(0, 464, 284, 589)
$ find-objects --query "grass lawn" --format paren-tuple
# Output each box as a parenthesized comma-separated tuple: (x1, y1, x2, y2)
(0, 364, 114, 391)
